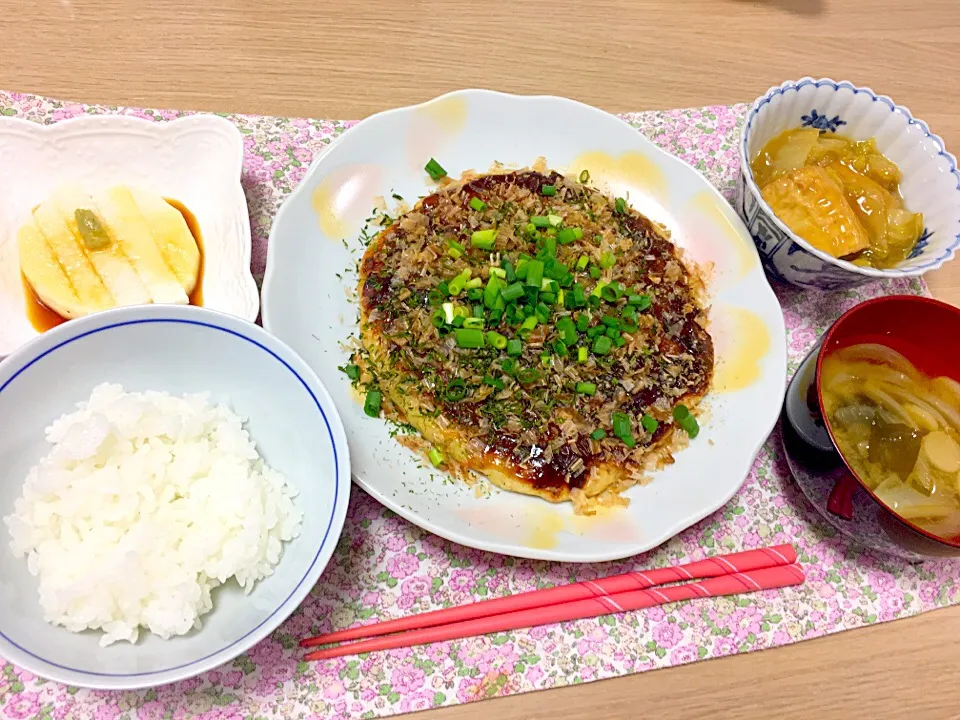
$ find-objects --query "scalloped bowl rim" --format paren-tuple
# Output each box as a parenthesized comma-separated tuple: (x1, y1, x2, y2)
(738, 77, 960, 279)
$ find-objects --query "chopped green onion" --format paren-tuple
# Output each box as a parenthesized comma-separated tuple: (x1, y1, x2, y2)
(576, 381, 597, 395)
(447, 247, 462, 259)
(525, 260, 544, 288)
(557, 227, 579, 245)
(629, 293, 652, 311)
(448, 239, 465, 253)
(579, 169, 591, 183)
(614, 334, 626, 347)
(541, 352, 553, 367)
(503, 260, 517, 282)
(454, 304, 470, 319)
(485, 331, 508, 350)
(425, 158, 447, 181)
(621, 305, 638, 323)
(641, 414, 659, 434)
(363, 390, 382, 417)
(469, 197, 488, 212)
(557, 289, 565, 306)
(445, 378, 467, 402)
(576, 255, 590, 272)
(431, 308, 446, 327)
(605, 326, 620, 340)
(506, 338, 523, 356)
(614, 197, 627, 214)
(552, 338, 569, 357)
(530, 216, 551, 228)
(454, 328, 485, 348)
(452, 316, 464, 327)
(540, 291, 556, 305)
(586, 325, 604, 338)
(490, 267, 507, 278)
(448, 278, 465, 296)
(589, 265, 602, 279)
(543, 235, 557, 257)
(548, 214, 563, 227)
(463, 317, 484, 329)
(516, 259, 529, 280)
(339, 364, 361, 382)
(429, 447, 445, 466)
(442, 302, 455, 323)
(482, 277, 501, 308)
(590, 429, 606, 441)
(471, 229, 497, 250)
(588, 294, 602, 309)
(556, 316, 578, 345)
(471, 304, 484, 318)
(500, 358, 517, 375)
(519, 316, 538, 336)
(611, 412, 631, 438)
(559, 273, 575, 288)
(467, 287, 483, 302)
(541, 184, 557, 196)
(680, 415, 700, 439)
(438, 281, 450, 296)
(599, 251, 616, 269)
(673, 404, 691, 421)
(601, 314, 621, 329)
(428, 289, 444, 306)
(483, 374, 506, 391)
(612, 413, 636, 447)
(592, 335, 613, 355)
(501, 282, 525, 302)
(465, 277, 482, 289)
(517, 368, 540, 385)
(576, 313, 590, 332)
(535, 303, 551, 323)
(590, 281, 608, 298)
(577, 346, 588, 363)
(572, 284, 587, 307)
(601, 282, 624, 302)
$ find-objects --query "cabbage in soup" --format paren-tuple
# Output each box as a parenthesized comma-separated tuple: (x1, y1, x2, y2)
(820, 343, 960, 541)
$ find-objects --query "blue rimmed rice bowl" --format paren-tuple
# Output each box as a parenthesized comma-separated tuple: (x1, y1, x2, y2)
(735, 77, 960, 291)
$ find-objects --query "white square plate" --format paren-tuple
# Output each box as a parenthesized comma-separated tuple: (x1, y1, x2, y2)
(0, 114, 260, 356)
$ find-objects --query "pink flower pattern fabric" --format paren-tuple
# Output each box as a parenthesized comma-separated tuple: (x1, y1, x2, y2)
(0, 90, 953, 719)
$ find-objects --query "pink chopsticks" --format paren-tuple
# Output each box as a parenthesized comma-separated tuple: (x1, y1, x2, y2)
(302, 544, 803, 661)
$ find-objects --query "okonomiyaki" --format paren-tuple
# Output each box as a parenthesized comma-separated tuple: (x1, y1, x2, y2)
(349, 166, 714, 513)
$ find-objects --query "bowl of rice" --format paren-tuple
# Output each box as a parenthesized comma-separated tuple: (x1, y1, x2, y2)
(0, 304, 351, 689)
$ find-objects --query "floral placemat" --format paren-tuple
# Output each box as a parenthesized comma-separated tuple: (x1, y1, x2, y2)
(1, 90, 955, 720)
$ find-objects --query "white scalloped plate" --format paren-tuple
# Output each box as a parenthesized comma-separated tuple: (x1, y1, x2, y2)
(262, 90, 787, 562)
(0, 114, 259, 356)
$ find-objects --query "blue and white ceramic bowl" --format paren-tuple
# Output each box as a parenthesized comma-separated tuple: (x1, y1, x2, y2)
(736, 78, 960, 291)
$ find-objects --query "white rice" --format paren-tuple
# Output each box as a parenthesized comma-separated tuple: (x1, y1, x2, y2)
(3, 383, 303, 647)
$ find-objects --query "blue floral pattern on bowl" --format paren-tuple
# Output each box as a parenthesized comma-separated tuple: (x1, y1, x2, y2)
(908, 228, 934, 260)
(736, 78, 960, 291)
(800, 109, 847, 133)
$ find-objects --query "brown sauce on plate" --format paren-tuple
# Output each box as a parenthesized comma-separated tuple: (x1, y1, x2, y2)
(23, 198, 205, 332)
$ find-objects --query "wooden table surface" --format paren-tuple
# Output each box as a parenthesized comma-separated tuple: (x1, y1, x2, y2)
(3, 0, 960, 717)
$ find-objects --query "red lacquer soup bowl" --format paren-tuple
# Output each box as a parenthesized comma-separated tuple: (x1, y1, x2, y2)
(816, 295, 960, 557)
